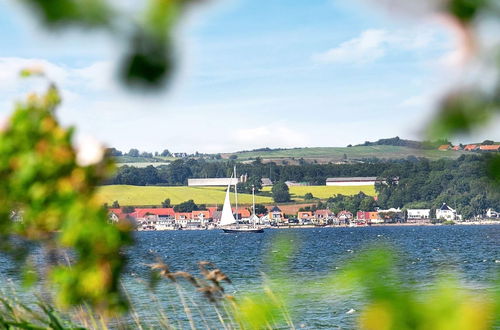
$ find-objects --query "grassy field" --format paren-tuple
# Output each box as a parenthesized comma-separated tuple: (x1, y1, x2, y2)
(224, 145, 467, 162)
(98, 185, 375, 206)
(97, 185, 274, 206)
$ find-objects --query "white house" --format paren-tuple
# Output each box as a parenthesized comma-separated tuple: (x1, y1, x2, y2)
(436, 204, 458, 221)
(407, 209, 431, 222)
(486, 208, 499, 218)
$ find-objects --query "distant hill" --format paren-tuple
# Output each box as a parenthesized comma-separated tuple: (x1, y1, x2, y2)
(223, 145, 466, 163)
(355, 136, 452, 149)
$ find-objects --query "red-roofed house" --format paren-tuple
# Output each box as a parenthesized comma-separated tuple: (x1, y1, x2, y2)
(314, 209, 334, 224)
(191, 210, 210, 221)
(297, 211, 313, 221)
(233, 208, 251, 219)
(108, 208, 127, 223)
(134, 208, 175, 218)
(452, 145, 462, 151)
(438, 144, 451, 151)
(479, 145, 500, 151)
(464, 144, 478, 151)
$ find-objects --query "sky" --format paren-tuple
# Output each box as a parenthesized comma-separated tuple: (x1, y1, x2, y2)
(0, 0, 498, 153)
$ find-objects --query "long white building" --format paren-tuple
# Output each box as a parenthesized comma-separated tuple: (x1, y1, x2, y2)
(188, 177, 240, 186)
(407, 209, 431, 221)
(326, 177, 379, 186)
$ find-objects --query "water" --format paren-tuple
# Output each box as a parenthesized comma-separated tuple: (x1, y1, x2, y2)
(0, 225, 498, 328)
(123, 225, 499, 328)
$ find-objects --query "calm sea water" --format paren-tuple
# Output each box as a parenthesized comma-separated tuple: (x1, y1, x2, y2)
(123, 225, 499, 329)
(0, 225, 498, 328)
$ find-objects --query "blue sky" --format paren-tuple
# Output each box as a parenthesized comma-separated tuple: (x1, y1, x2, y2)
(0, 0, 496, 153)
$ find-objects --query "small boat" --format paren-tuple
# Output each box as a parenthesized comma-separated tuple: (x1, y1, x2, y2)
(220, 166, 264, 234)
(222, 227, 264, 233)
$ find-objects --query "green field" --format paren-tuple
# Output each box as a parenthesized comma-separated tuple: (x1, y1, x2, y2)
(98, 185, 376, 206)
(98, 185, 274, 206)
(263, 185, 376, 200)
(225, 145, 467, 162)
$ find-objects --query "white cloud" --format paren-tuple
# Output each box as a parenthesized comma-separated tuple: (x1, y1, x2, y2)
(313, 29, 388, 64)
(233, 125, 309, 150)
(313, 28, 438, 64)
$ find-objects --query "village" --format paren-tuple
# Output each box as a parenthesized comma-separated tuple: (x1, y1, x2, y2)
(108, 203, 500, 231)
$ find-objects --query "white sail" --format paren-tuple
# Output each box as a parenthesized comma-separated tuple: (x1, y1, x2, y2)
(219, 186, 236, 226)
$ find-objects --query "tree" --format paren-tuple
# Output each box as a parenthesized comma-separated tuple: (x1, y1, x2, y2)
(254, 204, 268, 215)
(106, 147, 123, 156)
(174, 199, 199, 212)
(482, 140, 494, 145)
(161, 149, 172, 157)
(122, 206, 135, 214)
(229, 155, 238, 160)
(272, 181, 291, 203)
(304, 192, 314, 200)
(127, 148, 140, 157)
(161, 198, 172, 208)
(112, 200, 120, 208)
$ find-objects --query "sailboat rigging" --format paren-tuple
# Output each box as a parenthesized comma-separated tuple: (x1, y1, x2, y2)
(220, 166, 264, 233)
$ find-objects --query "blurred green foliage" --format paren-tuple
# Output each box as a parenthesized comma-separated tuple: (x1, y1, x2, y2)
(0, 75, 133, 313)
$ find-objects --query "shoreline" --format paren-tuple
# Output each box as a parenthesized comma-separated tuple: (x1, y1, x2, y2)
(137, 221, 500, 232)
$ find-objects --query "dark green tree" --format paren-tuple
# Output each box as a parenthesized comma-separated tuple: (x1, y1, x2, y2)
(112, 200, 120, 208)
(272, 181, 291, 203)
(174, 199, 199, 212)
(161, 198, 172, 208)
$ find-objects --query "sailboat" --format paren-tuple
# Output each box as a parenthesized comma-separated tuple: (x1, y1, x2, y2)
(219, 167, 264, 233)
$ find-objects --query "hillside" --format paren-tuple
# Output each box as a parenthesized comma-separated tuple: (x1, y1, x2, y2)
(223, 145, 467, 163)
(98, 185, 375, 206)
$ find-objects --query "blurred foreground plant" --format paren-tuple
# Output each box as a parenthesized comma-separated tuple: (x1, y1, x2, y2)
(0, 73, 132, 313)
(20, 0, 204, 89)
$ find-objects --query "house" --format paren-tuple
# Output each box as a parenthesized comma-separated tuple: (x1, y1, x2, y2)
(314, 209, 334, 224)
(175, 212, 193, 228)
(261, 178, 273, 186)
(356, 211, 379, 220)
(464, 144, 478, 151)
(438, 144, 451, 151)
(452, 145, 462, 151)
(268, 206, 284, 223)
(108, 208, 133, 223)
(191, 210, 211, 225)
(337, 210, 353, 223)
(436, 203, 458, 221)
(407, 209, 431, 222)
(326, 177, 379, 186)
(134, 208, 175, 219)
(297, 211, 313, 222)
(486, 208, 499, 218)
(479, 145, 500, 152)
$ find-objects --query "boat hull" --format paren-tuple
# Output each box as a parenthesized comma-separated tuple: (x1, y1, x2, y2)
(222, 227, 264, 233)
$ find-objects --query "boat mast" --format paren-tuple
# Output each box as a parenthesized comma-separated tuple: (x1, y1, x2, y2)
(252, 185, 255, 215)
(234, 165, 238, 221)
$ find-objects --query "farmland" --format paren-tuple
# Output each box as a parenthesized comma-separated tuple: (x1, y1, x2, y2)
(265, 185, 376, 199)
(223, 145, 467, 163)
(98, 185, 274, 206)
(98, 185, 375, 206)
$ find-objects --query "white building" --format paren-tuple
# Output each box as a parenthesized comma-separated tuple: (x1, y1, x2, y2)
(407, 209, 431, 221)
(436, 203, 458, 221)
(486, 208, 499, 218)
(188, 177, 240, 187)
(326, 177, 379, 186)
